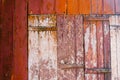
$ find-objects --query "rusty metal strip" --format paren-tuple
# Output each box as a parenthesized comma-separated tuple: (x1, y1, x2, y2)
(85, 68, 111, 73)
(28, 27, 57, 31)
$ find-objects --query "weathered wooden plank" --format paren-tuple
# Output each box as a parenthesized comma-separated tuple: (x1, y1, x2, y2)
(117, 26, 120, 79)
(84, 21, 97, 80)
(96, 21, 104, 80)
(97, 0, 103, 14)
(13, 0, 27, 80)
(109, 16, 118, 80)
(40, 0, 55, 14)
(0, 0, 14, 80)
(103, 21, 111, 80)
(67, 0, 79, 14)
(0, 0, 2, 79)
(57, 15, 76, 80)
(37, 31, 57, 80)
(115, 0, 120, 14)
(79, 0, 90, 14)
(75, 15, 84, 80)
(28, 0, 41, 14)
(55, 0, 66, 14)
(91, 0, 98, 14)
(103, 0, 115, 14)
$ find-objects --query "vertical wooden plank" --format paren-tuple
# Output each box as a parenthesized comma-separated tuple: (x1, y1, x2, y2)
(103, 21, 111, 80)
(57, 15, 76, 80)
(0, 0, 14, 80)
(67, 0, 79, 14)
(96, 21, 104, 80)
(115, 0, 120, 14)
(91, 0, 98, 14)
(40, 0, 55, 14)
(117, 16, 120, 79)
(79, 0, 90, 14)
(117, 26, 120, 79)
(13, 0, 27, 80)
(75, 15, 84, 80)
(56, 0, 66, 14)
(97, 0, 103, 14)
(109, 16, 118, 80)
(38, 31, 57, 80)
(103, 0, 115, 14)
(28, 0, 41, 14)
(0, 0, 2, 79)
(84, 21, 97, 80)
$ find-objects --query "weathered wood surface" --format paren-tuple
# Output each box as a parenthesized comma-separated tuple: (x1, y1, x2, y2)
(28, 15, 57, 80)
(28, 0, 120, 14)
(84, 15, 111, 80)
(57, 15, 76, 80)
(110, 15, 120, 80)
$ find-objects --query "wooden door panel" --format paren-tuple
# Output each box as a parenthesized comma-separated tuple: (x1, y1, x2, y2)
(84, 15, 111, 80)
(57, 15, 76, 80)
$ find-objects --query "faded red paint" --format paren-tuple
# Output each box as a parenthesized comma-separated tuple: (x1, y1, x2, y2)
(103, 21, 111, 80)
(13, 0, 27, 80)
(96, 21, 104, 80)
(28, 0, 119, 14)
(0, 0, 14, 80)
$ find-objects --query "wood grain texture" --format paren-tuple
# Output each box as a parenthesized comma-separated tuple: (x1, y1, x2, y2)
(91, 0, 98, 14)
(67, 0, 79, 14)
(103, 0, 115, 14)
(40, 0, 55, 14)
(13, 0, 27, 80)
(115, 0, 120, 14)
(0, 0, 14, 80)
(75, 15, 84, 80)
(55, 0, 66, 14)
(96, 21, 104, 80)
(79, 0, 90, 14)
(57, 15, 76, 80)
(103, 21, 111, 80)
(84, 21, 97, 80)
(28, 0, 41, 14)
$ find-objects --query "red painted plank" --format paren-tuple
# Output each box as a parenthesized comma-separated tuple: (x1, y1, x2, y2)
(13, 0, 27, 80)
(96, 21, 104, 80)
(56, 0, 66, 14)
(91, 0, 98, 14)
(57, 15, 76, 80)
(115, 0, 120, 14)
(84, 21, 97, 80)
(67, 0, 79, 14)
(75, 15, 84, 79)
(103, 0, 115, 14)
(97, 0, 103, 14)
(103, 21, 111, 80)
(28, 0, 41, 14)
(79, 0, 90, 14)
(0, 0, 14, 80)
(0, 0, 2, 79)
(40, 0, 55, 14)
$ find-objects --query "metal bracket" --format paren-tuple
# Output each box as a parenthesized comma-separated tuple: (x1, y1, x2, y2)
(85, 68, 111, 73)
(28, 27, 57, 31)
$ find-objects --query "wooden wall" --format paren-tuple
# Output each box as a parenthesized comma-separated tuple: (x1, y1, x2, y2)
(0, 0, 120, 80)
(28, 0, 120, 14)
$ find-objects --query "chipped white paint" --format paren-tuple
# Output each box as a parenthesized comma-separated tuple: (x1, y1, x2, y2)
(28, 15, 57, 80)
(85, 27, 90, 53)
(28, 15, 56, 27)
(110, 15, 120, 80)
(91, 24, 97, 55)
(104, 23, 109, 35)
